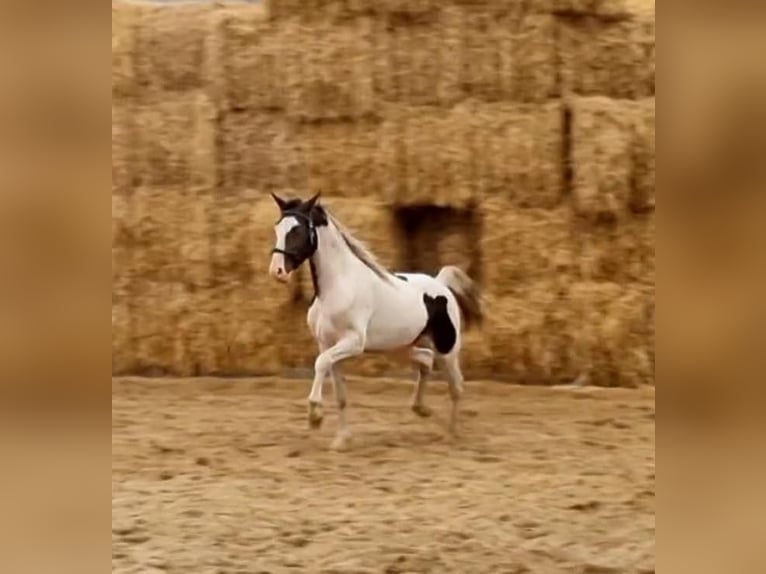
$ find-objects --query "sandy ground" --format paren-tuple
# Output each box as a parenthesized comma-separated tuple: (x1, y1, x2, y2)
(112, 376, 654, 574)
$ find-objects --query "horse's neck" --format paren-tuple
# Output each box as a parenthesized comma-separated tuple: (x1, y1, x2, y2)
(311, 223, 359, 297)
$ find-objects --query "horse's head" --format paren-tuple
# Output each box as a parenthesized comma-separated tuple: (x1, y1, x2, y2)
(269, 192, 322, 283)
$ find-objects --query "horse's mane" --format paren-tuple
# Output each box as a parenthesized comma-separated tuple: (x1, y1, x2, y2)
(324, 210, 395, 284)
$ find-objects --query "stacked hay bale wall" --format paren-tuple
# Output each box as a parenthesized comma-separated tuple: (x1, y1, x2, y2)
(112, 0, 655, 386)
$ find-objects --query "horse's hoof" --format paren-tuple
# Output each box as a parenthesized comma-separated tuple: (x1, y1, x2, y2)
(330, 434, 350, 451)
(411, 404, 433, 418)
(308, 403, 324, 429)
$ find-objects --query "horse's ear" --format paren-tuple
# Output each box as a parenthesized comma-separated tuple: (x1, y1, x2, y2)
(302, 192, 321, 212)
(271, 192, 288, 211)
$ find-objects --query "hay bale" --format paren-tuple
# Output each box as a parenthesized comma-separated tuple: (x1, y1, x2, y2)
(374, 18, 460, 107)
(112, 103, 136, 194)
(482, 286, 581, 384)
(129, 280, 194, 376)
(442, 7, 558, 102)
(112, 2, 139, 98)
(175, 188, 297, 376)
(218, 111, 306, 192)
(567, 281, 653, 387)
(441, 6, 515, 101)
(569, 96, 633, 223)
(283, 18, 377, 121)
(574, 213, 654, 284)
(299, 121, 382, 199)
(133, 92, 217, 189)
(112, 300, 133, 375)
(480, 201, 575, 297)
(209, 191, 267, 286)
(482, 279, 652, 386)
(557, 12, 654, 98)
(112, 193, 133, 374)
(381, 101, 562, 208)
(132, 3, 214, 96)
(129, 186, 214, 288)
(380, 104, 475, 207)
(188, 282, 284, 376)
(631, 97, 655, 212)
(473, 101, 564, 208)
(211, 3, 286, 111)
(512, 14, 559, 102)
(112, 193, 133, 291)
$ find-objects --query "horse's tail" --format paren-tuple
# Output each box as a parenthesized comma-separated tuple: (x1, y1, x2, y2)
(435, 265, 484, 331)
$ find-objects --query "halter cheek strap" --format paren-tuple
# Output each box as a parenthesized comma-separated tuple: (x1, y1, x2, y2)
(271, 210, 317, 258)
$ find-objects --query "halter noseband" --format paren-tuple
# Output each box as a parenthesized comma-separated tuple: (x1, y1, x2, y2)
(271, 210, 317, 258)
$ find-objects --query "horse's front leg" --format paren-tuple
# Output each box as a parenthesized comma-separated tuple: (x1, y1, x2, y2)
(307, 331, 365, 448)
(329, 364, 350, 450)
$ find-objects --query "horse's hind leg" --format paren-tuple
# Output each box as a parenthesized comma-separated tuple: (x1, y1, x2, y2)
(440, 352, 464, 436)
(410, 346, 434, 418)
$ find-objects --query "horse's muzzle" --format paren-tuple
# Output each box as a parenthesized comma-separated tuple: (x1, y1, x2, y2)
(269, 253, 291, 283)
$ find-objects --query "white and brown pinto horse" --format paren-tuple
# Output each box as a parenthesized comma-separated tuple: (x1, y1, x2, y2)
(268, 193, 483, 450)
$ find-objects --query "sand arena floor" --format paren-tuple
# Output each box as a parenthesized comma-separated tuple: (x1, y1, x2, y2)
(112, 377, 655, 574)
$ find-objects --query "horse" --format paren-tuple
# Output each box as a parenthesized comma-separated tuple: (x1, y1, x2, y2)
(268, 192, 483, 450)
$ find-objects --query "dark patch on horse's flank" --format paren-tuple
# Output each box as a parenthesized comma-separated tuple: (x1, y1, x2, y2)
(396, 274, 408, 282)
(422, 294, 456, 354)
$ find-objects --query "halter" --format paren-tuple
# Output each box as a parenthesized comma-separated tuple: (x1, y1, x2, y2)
(271, 210, 317, 259)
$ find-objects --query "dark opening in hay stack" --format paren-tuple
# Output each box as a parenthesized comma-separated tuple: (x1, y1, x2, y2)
(393, 205, 481, 279)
